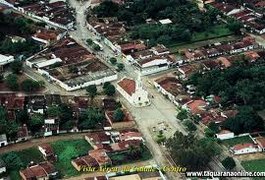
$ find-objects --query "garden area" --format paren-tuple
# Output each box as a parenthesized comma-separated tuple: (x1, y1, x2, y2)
(222, 136, 253, 147)
(109, 145, 152, 166)
(0, 147, 44, 180)
(51, 139, 92, 177)
(0, 139, 92, 179)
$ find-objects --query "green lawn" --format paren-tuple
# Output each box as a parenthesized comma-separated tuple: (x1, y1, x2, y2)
(17, 148, 44, 166)
(192, 25, 232, 42)
(223, 136, 253, 147)
(51, 139, 92, 178)
(168, 24, 233, 53)
(242, 159, 265, 172)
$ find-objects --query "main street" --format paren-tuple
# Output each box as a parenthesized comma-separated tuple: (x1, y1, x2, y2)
(67, 0, 187, 179)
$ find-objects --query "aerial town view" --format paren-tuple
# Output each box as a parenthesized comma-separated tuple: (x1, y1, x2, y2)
(0, 0, 265, 179)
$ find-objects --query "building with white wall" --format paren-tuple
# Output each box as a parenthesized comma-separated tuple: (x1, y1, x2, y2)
(0, 54, 14, 66)
(117, 76, 150, 107)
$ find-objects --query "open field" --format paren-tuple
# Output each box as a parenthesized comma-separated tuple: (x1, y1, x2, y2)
(51, 139, 92, 178)
(242, 158, 265, 172)
(223, 136, 253, 147)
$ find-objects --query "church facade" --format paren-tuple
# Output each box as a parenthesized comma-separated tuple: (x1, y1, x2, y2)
(117, 77, 150, 107)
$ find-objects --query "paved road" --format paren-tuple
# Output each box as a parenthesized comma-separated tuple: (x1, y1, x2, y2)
(67, 0, 187, 179)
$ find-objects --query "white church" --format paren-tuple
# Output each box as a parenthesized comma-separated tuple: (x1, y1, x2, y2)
(117, 76, 150, 107)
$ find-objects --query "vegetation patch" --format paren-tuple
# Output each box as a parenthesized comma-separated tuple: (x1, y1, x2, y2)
(51, 139, 92, 177)
(222, 136, 253, 147)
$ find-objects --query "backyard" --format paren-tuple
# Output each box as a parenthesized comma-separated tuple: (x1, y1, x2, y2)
(51, 139, 92, 178)
(0, 147, 43, 180)
(222, 136, 253, 147)
(0, 139, 92, 179)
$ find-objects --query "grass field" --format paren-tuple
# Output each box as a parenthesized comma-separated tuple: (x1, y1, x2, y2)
(223, 136, 253, 147)
(192, 25, 232, 42)
(242, 159, 265, 172)
(51, 139, 92, 177)
(168, 24, 234, 53)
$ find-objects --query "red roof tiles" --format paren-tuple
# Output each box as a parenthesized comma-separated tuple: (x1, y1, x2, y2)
(117, 78, 136, 96)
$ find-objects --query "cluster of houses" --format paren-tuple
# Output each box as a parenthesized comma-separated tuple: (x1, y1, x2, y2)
(2, 0, 75, 30)
(152, 36, 265, 143)
(86, 14, 178, 76)
(209, 0, 265, 34)
(26, 37, 118, 91)
(19, 144, 58, 180)
(181, 36, 258, 63)
(72, 129, 144, 171)
(216, 131, 265, 156)
(0, 92, 146, 146)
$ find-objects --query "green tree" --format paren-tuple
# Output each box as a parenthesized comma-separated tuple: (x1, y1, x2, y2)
(93, 44, 101, 51)
(177, 109, 188, 120)
(166, 132, 220, 171)
(21, 79, 40, 92)
(227, 20, 242, 35)
(183, 119, 197, 132)
(86, 85, 97, 99)
(2, 152, 23, 169)
(47, 105, 61, 117)
(110, 57, 117, 65)
(222, 157, 236, 170)
(79, 108, 104, 129)
(58, 104, 74, 130)
(5, 74, 19, 91)
(113, 108, 125, 122)
(208, 122, 220, 133)
(223, 106, 264, 134)
(29, 113, 44, 134)
(117, 63, 124, 71)
(104, 83, 116, 96)
(86, 39, 93, 45)
(10, 60, 23, 74)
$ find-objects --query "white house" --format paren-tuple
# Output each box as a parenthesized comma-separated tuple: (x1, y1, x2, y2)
(117, 76, 150, 107)
(215, 130, 235, 140)
(0, 134, 7, 147)
(44, 119, 59, 137)
(0, 54, 15, 66)
(230, 143, 260, 155)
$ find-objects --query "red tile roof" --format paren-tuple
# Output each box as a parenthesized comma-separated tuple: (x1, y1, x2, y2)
(72, 155, 99, 167)
(88, 149, 112, 166)
(20, 162, 56, 179)
(186, 99, 207, 115)
(232, 143, 256, 151)
(117, 78, 136, 96)
(39, 144, 54, 156)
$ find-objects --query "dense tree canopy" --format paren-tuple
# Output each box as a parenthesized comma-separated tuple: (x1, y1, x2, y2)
(166, 131, 220, 171)
(223, 106, 264, 134)
(79, 108, 105, 129)
(5, 74, 19, 91)
(92, 0, 222, 45)
(188, 63, 265, 109)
